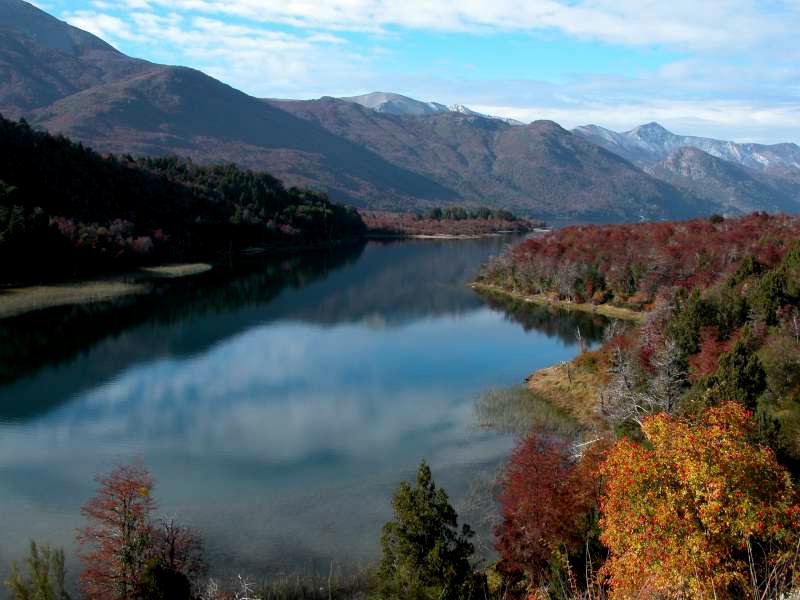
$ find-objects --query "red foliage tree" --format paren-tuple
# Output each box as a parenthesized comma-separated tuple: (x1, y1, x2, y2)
(78, 462, 156, 600)
(687, 326, 738, 382)
(495, 430, 602, 584)
(77, 462, 207, 599)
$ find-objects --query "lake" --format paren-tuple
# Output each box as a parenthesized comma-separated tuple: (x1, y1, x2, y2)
(0, 237, 607, 584)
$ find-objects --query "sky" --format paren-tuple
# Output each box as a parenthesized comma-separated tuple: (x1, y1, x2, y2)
(33, 0, 800, 143)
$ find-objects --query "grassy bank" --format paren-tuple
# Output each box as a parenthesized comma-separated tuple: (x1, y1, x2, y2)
(0, 263, 211, 319)
(525, 361, 607, 428)
(471, 282, 645, 323)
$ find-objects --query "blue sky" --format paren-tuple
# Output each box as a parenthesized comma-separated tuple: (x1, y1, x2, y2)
(34, 0, 800, 143)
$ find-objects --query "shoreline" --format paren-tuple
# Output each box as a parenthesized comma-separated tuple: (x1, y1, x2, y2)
(471, 281, 639, 427)
(366, 231, 528, 240)
(470, 281, 645, 323)
(0, 263, 212, 320)
(525, 363, 607, 429)
(0, 237, 366, 321)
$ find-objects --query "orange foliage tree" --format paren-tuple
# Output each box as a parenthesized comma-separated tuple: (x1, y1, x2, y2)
(78, 462, 156, 599)
(599, 403, 800, 599)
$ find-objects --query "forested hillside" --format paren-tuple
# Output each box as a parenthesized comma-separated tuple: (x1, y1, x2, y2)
(482, 212, 798, 304)
(476, 212, 800, 598)
(361, 206, 538, 236)
(0, 116, 364, 282)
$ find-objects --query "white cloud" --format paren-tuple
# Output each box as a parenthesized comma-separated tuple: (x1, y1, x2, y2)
(66, 10, 146, 43)
(131, 0, 797, 52)
(474, 100, 800, 143)
(63, 8, 375, 97)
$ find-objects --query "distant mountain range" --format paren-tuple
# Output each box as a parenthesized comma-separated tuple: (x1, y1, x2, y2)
(1, 0, 798, 221)
(573, 123, 800, 214)
(573, 122, 800, 172)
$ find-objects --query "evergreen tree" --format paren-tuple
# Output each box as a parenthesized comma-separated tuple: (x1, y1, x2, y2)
(5, 541, 71, 600)
(667, 288, 716, 360)
(751, 270, 787, 324)
(705, 337, 767, 410)
(376, 461, 477, 600)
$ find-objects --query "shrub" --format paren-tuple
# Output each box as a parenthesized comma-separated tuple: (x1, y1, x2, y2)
(133, 559, 191, 600)
(687, 326, 733, 382)
(600, 403, 800, 599)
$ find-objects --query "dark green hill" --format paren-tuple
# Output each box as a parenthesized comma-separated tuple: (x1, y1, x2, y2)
(0, 116, 365, 282)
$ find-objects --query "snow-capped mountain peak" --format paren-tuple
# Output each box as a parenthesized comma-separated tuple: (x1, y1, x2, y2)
(338, 92, 523, 125)
(630, 122, 671, 142)
(573, 122, 800, 174)
(338, 92, 448, 116)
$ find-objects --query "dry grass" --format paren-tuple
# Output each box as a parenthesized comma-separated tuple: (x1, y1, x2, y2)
(471, 283, 645, 323)
(527, 361, 607, 428)
(475, 385, 579, 436)
(138, 263, 212, 278)
(0, 281, 149, 319)
(0, 263, 212, 319)
(257, 569, 373, 600)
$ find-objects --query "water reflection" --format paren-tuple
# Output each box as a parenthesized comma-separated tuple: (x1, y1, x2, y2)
(0, 237, 605, 583)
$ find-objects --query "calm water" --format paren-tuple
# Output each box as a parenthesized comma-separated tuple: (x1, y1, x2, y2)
(0, 238, 606, 584)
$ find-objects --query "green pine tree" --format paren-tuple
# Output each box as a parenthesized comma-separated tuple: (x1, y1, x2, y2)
(5, 541, 71, 600)
(706, 337, 767, 410)
(375, 461, 478, 600)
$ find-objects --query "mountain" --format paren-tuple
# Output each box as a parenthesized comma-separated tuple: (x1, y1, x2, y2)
(573, 122, 800, 174)
(271, 97, 702, 220)
(339, 92, 449, 116)
(0, 0, 152, 117)
(0, 0, 457, 208)
(339, 91, 524, 125)
(28, 67, 458, 207)
(645, 146, 800, 214)
(573, 122, 800, 213)
(0, 0, 723, 220)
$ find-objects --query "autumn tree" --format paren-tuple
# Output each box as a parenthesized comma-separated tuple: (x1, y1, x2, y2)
(495, 430, 602, 590)
(599, 403, 800, 599)
(78, 462, 206, 600)
(376, 461, 478, 600)
(78, 462, 156, 599)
